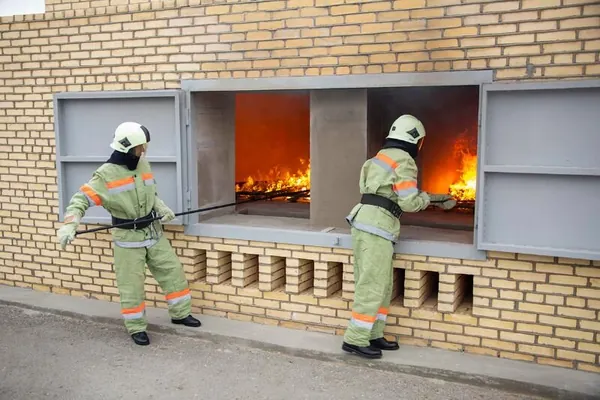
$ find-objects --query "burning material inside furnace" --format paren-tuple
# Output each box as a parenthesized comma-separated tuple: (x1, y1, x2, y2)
(448, 130, 477, 202)
(235, 158, 311, 203)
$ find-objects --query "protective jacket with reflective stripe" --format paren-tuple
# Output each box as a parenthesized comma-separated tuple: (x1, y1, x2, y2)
(346, 147, 428, 243)
(64, 158, 170, 248)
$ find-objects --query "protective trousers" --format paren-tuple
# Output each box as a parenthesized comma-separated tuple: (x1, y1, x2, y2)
(114, 235, 191, 334)
(344, 227, 394, 347)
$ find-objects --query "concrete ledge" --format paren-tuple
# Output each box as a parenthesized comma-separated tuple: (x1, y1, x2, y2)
(185, 217, 487, 261)
(1, 285, 598, 400)
(181, 71, 494, 92)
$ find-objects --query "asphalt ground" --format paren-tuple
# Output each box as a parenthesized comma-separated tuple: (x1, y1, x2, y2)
(0, 304, 546, 400)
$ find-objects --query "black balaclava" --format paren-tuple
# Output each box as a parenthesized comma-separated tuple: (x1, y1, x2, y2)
(381, 138, 419, 160)
(106, 149, 141, 171)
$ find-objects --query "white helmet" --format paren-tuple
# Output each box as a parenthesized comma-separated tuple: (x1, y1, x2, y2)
(386, 114, 426, 150)
(110, 121, 150, 153)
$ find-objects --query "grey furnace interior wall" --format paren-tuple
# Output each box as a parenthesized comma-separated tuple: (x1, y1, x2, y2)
(54, 91, 184, 225)
(367, 91, 387, 159)
(192, 92, 236, 221)
(367, 88, 430, 184)
(478, 83, 600, 260)
(310, 89, 368, 228)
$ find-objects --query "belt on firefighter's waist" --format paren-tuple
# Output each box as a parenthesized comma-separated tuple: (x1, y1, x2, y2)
(360, 194, 403, 218)
(111, 210, 157, 230)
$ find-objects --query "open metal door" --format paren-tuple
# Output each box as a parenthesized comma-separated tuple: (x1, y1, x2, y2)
(54, 90, 187, 225)
(475, 79, 600, 260)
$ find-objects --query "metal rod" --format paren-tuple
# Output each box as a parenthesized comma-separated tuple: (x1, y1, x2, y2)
(74, 189, 310, 236)
(75, 190, 469, 236)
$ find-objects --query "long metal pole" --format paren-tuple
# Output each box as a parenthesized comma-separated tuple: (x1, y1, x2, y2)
(74, 189, 310, 236)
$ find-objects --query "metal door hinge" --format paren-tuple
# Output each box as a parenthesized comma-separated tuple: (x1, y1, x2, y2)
(186, 190, 192, 209)
(185, 107, 191, 127)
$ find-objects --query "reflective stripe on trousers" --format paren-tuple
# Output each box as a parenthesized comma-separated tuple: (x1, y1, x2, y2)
(349, 308, 388, 329)
(349, 311, 376, 330)
(166, 288, 191, 306)
(376, 307, 388, 322)
(122, 302, 145, 320)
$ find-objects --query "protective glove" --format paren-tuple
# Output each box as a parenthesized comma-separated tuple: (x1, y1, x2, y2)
(434, 199, 457, 210)
(428, 194, 454, 203)
(417, 191, 431, 209)
(428, 193, 458, 210)
(154, 198, 175, 223)
(160, 207, 175, 223)
(57, 214, 80, 250)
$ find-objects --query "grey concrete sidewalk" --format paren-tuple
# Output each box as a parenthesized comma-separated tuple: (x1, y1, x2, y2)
(1, 304, 546, 400)
(0, 285, 598, 400)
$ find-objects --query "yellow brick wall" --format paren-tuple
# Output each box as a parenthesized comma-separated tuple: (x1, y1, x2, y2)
(1, 0, 600, 372)
(1, 0, 599, 85)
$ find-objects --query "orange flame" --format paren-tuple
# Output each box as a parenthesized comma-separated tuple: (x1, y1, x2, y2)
(235, 158, 310, 195)
(448, 131, 477, 201)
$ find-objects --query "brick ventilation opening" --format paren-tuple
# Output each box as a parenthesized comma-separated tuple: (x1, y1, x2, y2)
(314, 261, 342, 298)
(461, 275, 474, 310)
(231, 253, 258, 288)
(286, 258, 314, 294)
(342, 262, 355, 301)
(391, 268, 406, 305)
(184, 249, 207, 282)
(259, 255, 286, 291)
(423, 272, 439, 309)
(206, 251, 232, 285)
(438, 273, 473, 313)
(404, 270, 439, 309)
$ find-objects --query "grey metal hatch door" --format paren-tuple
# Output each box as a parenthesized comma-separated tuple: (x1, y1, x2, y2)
(54, 90, 187, 226)
(476, 80, 600, 261)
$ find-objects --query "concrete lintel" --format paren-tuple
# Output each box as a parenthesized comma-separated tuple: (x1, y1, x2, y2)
(184, 222, 487, 261)
(0, 285, 598, 400)
(53, 89, 183, 100)
(484, 79, 600, 92)
(181, 71, 494, 93)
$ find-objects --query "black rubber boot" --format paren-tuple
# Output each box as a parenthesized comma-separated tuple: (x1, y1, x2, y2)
(369, 337, 400, 351)
(131, 331, 150, 346)
(342, 342, 382, 359)
(171, 315, 202, 327)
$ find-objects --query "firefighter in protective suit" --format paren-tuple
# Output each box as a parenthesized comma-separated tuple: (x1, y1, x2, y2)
(342, 114, 456, 359)
(57, 122, 201, 346)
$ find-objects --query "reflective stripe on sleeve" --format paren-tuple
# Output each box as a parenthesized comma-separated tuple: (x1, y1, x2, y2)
(106, 176, 135, 194)
(376, 307, 388, 322)
(142, 173, 155, 186)
(122, 303, 145, 320)
(349, 311, 376, 330)
(372, 152, 399, 173)
(393, 180, 418, 197)
(165, 288, 191, 306)
(80, 184, 102, 207)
